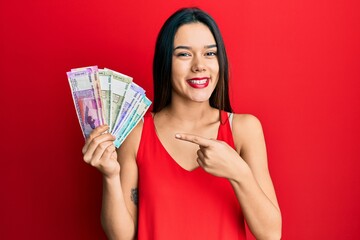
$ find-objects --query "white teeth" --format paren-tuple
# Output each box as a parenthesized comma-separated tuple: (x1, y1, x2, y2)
(189, 79, 207, 84)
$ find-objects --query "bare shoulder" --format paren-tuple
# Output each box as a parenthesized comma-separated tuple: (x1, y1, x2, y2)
(231, 113, 265, 154)
(232, 113, 264, 136)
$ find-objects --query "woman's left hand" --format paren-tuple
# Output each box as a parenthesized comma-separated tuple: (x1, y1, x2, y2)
(175, 133, 249, 181)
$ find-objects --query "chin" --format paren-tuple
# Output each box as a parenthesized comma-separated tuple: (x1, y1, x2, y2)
(189, 94, 212, 103)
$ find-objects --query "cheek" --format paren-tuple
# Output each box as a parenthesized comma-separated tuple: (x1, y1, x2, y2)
(210, 64, 220, 80)
(172, 60, 189, 78)
(171, 62, 183, 87)
(171, 60, 179, 76)
(207, 60, 219, 74)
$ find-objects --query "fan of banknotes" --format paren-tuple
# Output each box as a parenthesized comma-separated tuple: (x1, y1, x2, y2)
(67, 66, 151, 148)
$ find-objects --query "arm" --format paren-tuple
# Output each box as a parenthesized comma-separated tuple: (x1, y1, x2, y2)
(175, 114, 281, 240)
(82, 123, 142, 240)
(231, 114, 282, 240)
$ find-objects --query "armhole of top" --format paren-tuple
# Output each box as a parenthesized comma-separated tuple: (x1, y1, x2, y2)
(228, 112, 233, 130)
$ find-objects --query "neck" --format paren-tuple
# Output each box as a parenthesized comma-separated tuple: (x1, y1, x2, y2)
(159, 99, 219, 127)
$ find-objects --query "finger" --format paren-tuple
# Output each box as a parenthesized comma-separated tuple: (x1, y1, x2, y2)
(196, 157, 205, 169)
(102, 144, 116, 162)
(175, 133, 212, 147)
(83, 125, 110, 154)
(84, 133, 115, 159)
(91, 142, 116, 167)
(89, 141, 114, 167)
(197, 149, 205, 161)
(110, 149, 118, 161)
(83, 125, 110, 153)
(83, 133, 115, 163)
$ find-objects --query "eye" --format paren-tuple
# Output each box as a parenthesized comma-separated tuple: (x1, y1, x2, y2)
(176, 52, 192, 57)
(205, 51, 217, 57)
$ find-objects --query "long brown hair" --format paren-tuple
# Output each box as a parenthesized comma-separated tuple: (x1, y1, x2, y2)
(153, 7, 232, 113)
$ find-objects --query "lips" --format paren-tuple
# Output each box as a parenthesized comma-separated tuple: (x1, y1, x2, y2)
(186, 77, 210, 89)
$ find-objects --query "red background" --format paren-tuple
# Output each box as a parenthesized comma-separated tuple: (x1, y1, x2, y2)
(1, 0, 359, 239)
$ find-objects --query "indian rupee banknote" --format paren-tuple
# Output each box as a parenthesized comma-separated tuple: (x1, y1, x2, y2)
(112, 82, 145, 135)
(67, 66, 151, 147)
(114, 96, 152, 147)
(105, 68, 132, 132)
(67, 69, 103, 138)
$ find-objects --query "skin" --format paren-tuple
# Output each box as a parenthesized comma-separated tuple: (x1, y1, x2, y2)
(82, 22, 282, 240)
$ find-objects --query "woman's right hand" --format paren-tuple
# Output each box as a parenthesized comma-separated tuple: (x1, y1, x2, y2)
(82, 125, 120, 179)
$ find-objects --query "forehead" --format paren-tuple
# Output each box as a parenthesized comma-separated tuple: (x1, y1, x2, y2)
(174, 22, 216, 47)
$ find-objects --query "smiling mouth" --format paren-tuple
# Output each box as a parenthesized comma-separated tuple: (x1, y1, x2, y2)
(186, 78, 209, 88)
(188, 79, 207, 84)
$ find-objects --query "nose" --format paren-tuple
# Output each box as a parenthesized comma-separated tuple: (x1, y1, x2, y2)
(191, 55, 206, 72)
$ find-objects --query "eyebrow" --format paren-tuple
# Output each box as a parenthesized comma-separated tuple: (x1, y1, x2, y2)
(173, 44, 217, 51)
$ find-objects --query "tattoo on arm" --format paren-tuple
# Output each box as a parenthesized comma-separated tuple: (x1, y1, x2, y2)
(131, 188, 138, 206)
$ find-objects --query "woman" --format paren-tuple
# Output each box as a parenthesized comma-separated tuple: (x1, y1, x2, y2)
(82, 7, 282, 240)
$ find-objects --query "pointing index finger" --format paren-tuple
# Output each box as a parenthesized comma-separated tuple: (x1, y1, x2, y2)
(175, 133, 212, 147)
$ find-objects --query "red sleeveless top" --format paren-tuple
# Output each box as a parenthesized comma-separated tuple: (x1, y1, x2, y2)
(136, 110, 246, 239)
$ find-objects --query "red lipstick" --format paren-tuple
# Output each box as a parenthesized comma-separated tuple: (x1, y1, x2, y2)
(186, 77, 209, 89)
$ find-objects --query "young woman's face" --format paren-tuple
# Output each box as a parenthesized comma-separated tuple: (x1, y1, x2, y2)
(171, 22, 219, 103)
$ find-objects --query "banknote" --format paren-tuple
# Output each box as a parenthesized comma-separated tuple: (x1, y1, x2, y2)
(67, 66, 151, 147)
(67, 69, 103, 138)
(114, 96, 152, 147)
(71, 66, 104, 125)
(98, 69, 112, 126)
(105, 68, 133, 132)
(112, 82, 145, 135)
